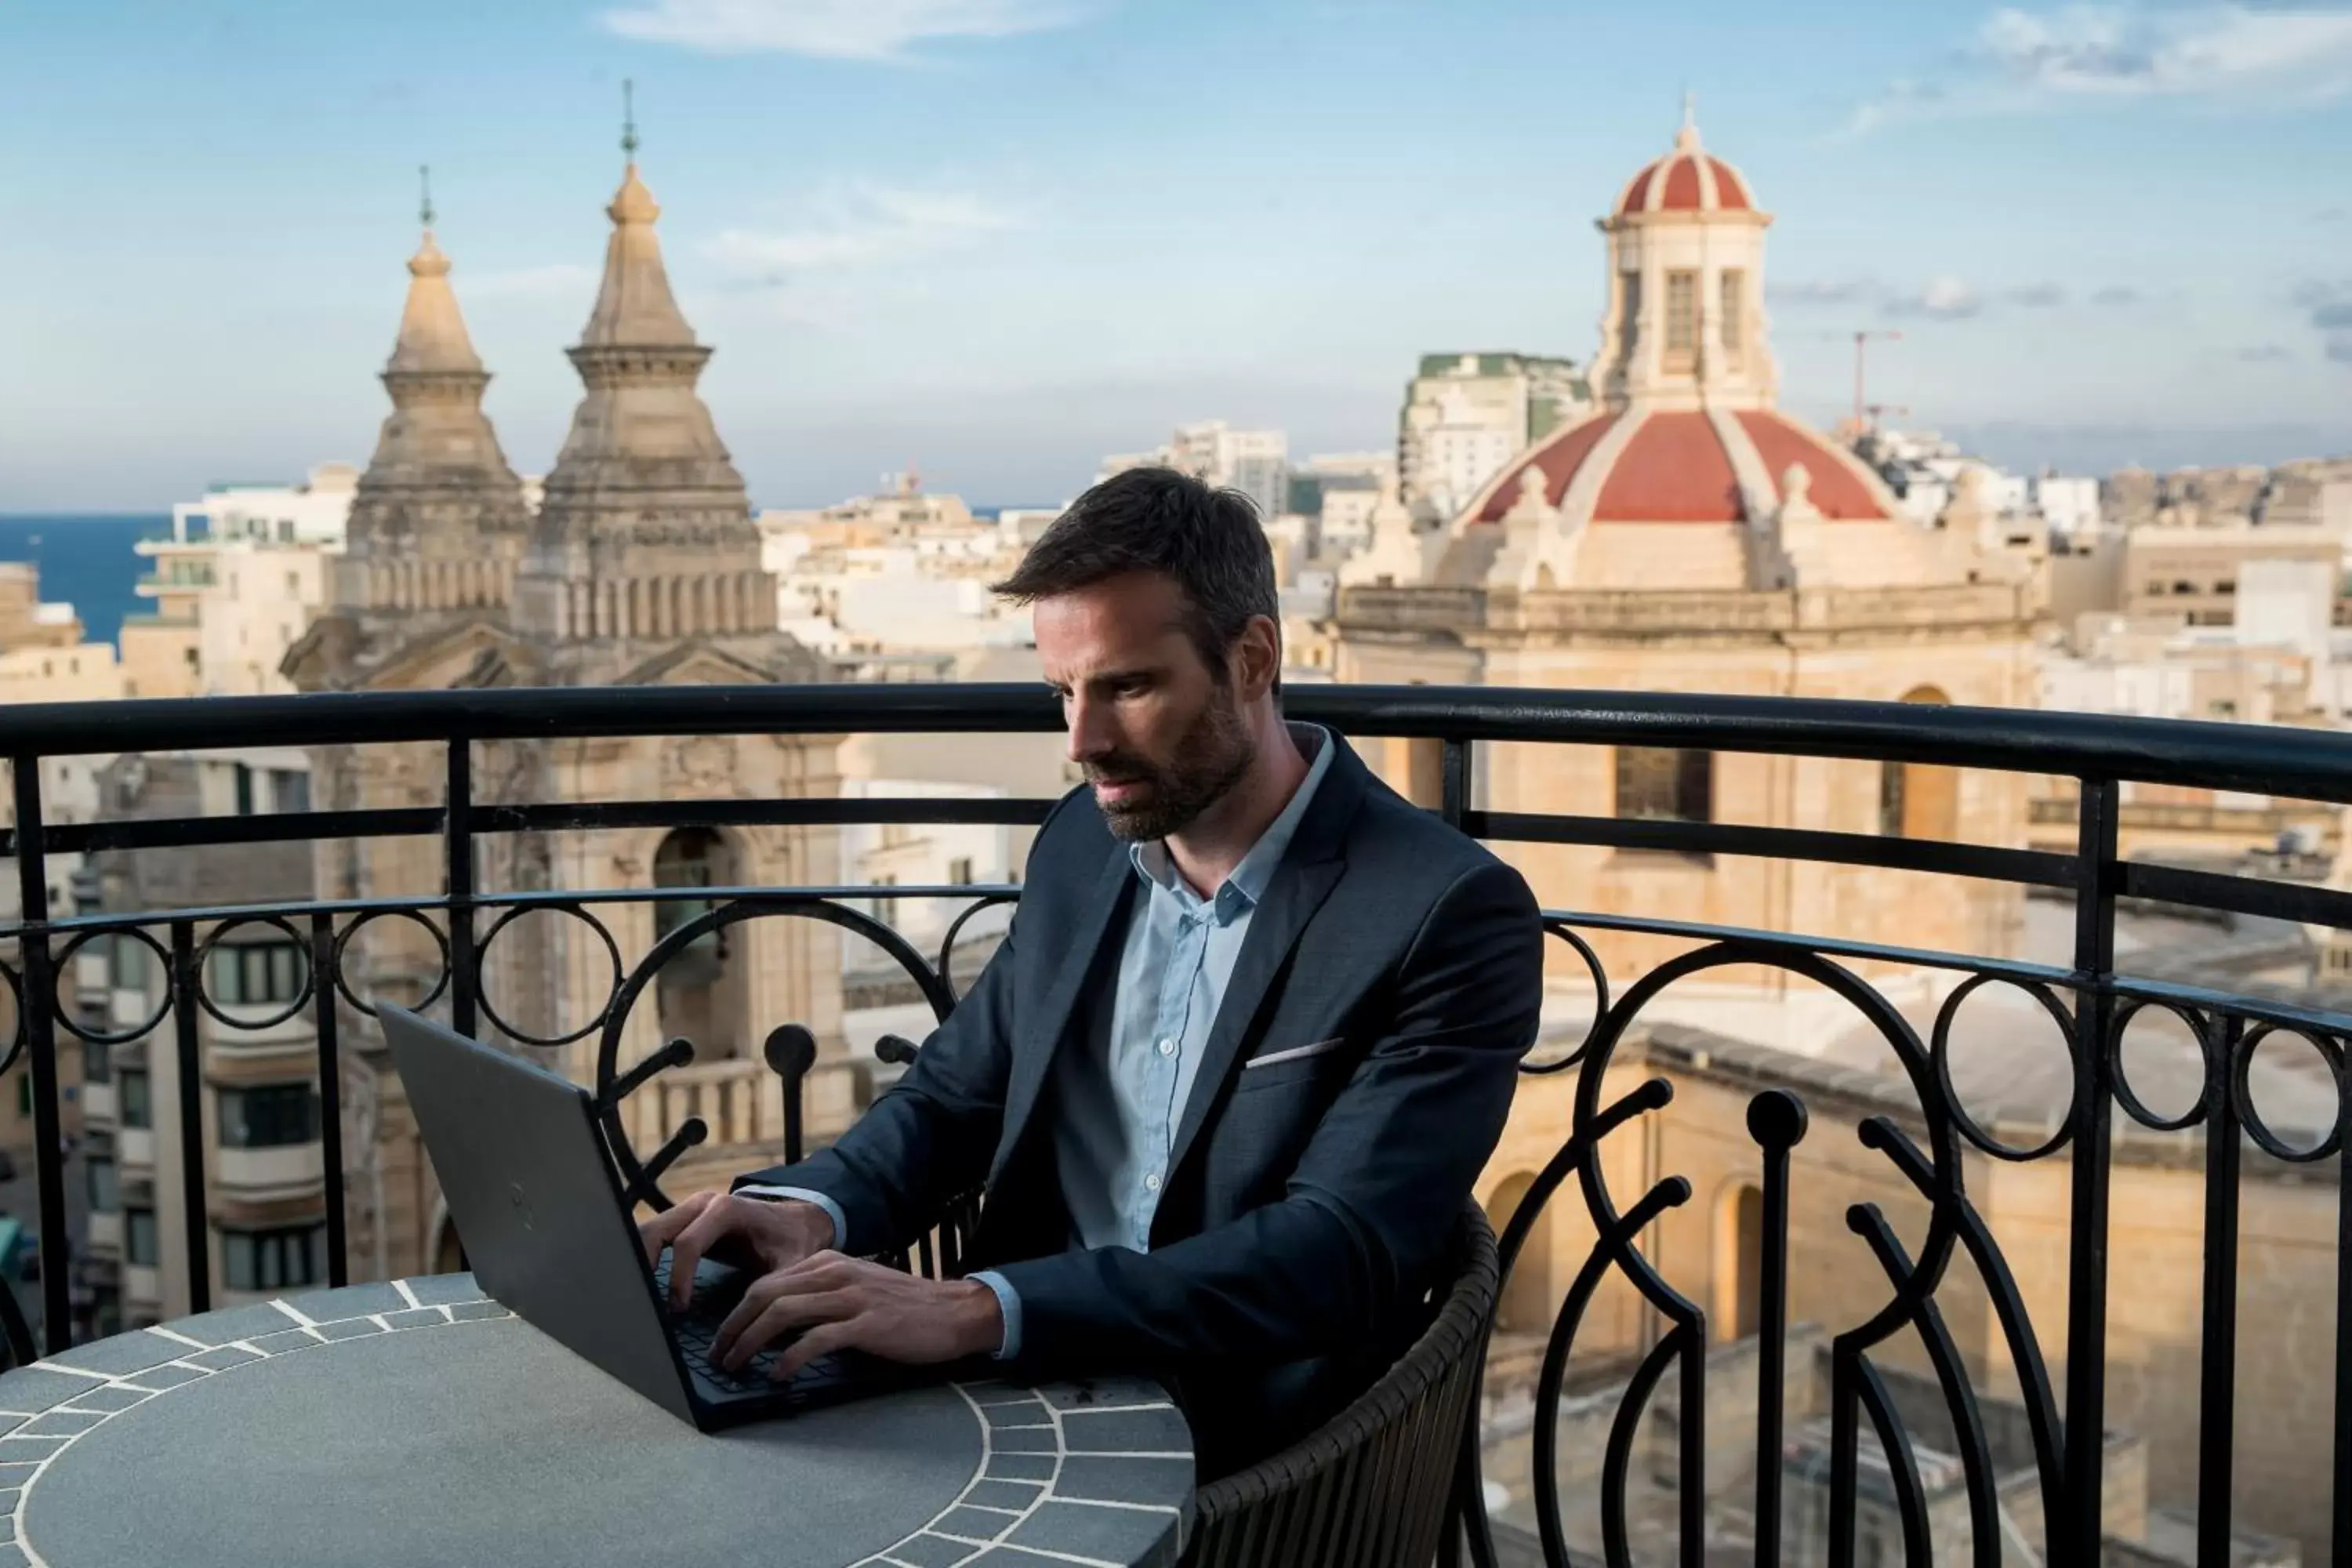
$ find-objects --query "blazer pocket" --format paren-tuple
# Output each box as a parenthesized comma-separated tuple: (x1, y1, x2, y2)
(1243, 1036, 1346, 1071)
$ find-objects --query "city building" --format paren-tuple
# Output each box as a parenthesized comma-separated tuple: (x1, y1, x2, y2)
(1398, 352, 1591, 519)
(1102, 421, 1289, 523)
(281, 133, 841, 1279)
(1332, 112, 2043, 1047)
(118, 467, 354, 699)
(0, 563, 124, 704)
(77, 747, 322, 1331)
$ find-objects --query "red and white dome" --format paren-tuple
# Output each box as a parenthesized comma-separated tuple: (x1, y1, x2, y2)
(1612, 123, 1755, 219)
(1467, 408, 1891, 525)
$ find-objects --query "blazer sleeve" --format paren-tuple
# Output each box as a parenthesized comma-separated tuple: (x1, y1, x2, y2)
(986, 855, 1544, 1373)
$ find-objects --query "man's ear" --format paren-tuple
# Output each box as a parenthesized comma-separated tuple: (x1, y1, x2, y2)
(1236, 615, 1282, 702)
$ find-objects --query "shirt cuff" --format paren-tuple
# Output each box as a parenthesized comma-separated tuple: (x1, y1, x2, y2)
(733, 1185, 847, 1253)
(967, 1269, 1022, 1361)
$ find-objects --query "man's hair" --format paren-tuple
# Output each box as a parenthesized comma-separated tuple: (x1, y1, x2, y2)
(993, 466, 1282, 691)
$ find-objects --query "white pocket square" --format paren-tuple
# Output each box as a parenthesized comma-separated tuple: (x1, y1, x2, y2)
(1243, 1036, 1345, 1070)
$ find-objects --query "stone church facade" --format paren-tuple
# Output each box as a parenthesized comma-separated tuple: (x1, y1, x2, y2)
(1334, 114, 2045, 1021)
(285, 154, 843, 1279)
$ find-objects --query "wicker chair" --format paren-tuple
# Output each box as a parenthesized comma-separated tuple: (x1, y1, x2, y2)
(1184, 1201, 1501, 1567)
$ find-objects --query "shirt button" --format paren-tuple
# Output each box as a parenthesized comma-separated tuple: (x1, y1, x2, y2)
(1156, 1037, 1177, 1057)
(1144, 1172, 1162, 1192)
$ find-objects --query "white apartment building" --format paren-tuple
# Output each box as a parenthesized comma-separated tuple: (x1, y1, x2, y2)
(1397, 353, 1589, 519)
(79, 746, 323, 1334)
(122, 464, 356, 699)
(1102, 422, 1289, 524)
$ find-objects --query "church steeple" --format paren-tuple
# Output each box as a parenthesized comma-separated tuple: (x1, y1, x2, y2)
(331, 171, 532, 623)
(514, 85, 774, 658)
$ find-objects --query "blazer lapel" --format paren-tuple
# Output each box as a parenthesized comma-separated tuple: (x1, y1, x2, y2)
(1163, 737, 1369, 1178)
(996, 848, 1134, 1169)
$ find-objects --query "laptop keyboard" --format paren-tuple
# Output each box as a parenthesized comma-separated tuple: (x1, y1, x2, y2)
(653, 1257, 850, 1399)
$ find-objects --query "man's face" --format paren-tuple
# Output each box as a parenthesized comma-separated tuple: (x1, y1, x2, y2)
(1034, 572, 1255, 842)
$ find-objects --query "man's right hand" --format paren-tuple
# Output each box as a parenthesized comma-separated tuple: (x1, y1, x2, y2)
(637, 1189, 836, 1312)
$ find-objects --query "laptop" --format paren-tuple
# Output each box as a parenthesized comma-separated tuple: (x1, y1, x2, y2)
(381, 1005, 925, 1430)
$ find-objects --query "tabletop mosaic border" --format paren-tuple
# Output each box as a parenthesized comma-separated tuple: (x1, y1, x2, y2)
(0, 1276, 1189, 1568)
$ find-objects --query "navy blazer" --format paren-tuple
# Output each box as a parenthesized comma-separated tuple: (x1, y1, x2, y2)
(739, 732, 1544, 1472)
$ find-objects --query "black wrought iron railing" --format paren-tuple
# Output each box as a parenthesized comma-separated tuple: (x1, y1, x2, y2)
(2, 682, 2350, 1567)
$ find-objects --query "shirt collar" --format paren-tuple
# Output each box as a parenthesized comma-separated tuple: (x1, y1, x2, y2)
(1130, 723, 1334, 915)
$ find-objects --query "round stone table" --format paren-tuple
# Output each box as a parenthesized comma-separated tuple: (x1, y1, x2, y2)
(0, 1275, 1192, 1568)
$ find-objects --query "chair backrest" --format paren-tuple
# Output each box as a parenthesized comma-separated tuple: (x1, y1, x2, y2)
(1185, 1200, 1501, 1568)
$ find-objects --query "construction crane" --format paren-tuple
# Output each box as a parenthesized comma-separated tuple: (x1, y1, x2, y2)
(1847, 329, 1903, 429)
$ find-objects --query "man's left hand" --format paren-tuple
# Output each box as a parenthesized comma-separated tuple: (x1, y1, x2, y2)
(710, 1250, 1004, 1379)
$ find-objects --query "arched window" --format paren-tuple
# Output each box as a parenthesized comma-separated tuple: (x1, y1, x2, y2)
(651, 828, 751, 1058)
(1880, 687, 1959, 840)
(1485, 1173, 1553, 1336)
(1713, 1181, 1765, 1342)
(1615, 747, 1712, 826)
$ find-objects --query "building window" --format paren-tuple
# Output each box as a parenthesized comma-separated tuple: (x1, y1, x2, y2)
(110, 935, 148, 993)
(948, 858, 975, 886)
(271, 769, 310, 814)
(1615, 747, 1713, 825)
(223, 1225, 328, 1292)
(209, 942, 305, 1006)
(125, 1207, 159, 1267)
(219, 1083, 321, 1149)
(1617, 270, 1642, 354)
(120, 1069, 151, 1129)
(1719, 269, 1746, 366)
(82, 1036, 110, 1085)
(233, 763, 255, 816)
(1664, 270, 1699, 363)
(86, 1156, 118, 1214)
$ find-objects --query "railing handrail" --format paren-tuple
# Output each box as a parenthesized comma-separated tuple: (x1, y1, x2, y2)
(5, 682, 2352, 801)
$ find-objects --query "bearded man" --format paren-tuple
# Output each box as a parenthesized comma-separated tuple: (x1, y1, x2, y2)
(641, 466, 1544, 1479)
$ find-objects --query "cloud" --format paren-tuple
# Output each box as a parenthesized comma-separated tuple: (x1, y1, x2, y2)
(2090, 284, 2143, 307)
(600, 0, 1089, 59)
(1886, 276, 1985, 321)
(2003, 283, 2069, 307)
(1849, 4, 2352, 132)
(705, 183, 1022, 281)
(1769, 278, 1875, 307)
(2238, 343, 2293, 363)
(463, 263, 598, 301)
(2295, 281, 2352, 365)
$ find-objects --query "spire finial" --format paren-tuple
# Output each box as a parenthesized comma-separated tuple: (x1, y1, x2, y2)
(1682, 87, 1696, 132)
(621, 78, 638, 160)
(419, 164, 435, 230)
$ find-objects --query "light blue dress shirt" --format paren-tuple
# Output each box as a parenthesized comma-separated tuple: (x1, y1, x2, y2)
(753, 724, 1335, 1361)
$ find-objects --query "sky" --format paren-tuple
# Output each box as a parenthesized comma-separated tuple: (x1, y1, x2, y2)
(3, 0, 2350, 512)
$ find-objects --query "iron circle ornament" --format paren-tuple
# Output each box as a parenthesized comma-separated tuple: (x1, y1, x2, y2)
(1523, 920, 1611, 1076)
(1931, 973, 2082, 1160)
(2230, 1022, 2344, 1163)
(935, 890, 1017, 1007)
(48, 926, 172, 1047)
(595, 895, 960, 1213)
(473, 899, 625, 1048)
(330, 908, 452, 1019)
(192, 915, 316, 1032)
(0, 959, 26, 1072)
(2107, 997, 2215, 1134)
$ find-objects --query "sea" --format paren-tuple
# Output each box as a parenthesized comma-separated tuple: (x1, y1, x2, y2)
(0, 515, 170, 648)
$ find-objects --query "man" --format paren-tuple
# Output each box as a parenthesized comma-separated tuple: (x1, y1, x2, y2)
(640, 466, 1544, 1476)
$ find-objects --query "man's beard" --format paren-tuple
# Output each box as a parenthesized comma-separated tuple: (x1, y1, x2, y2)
(1087, 691, 1256, 843)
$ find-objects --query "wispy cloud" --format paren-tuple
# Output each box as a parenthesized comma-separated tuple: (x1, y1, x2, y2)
(1769, 278, 1875, 307)
(1886, 276, 1986, 321)
(601, 0, 1089, 60)
(1849, 4, 2352, 133)
(2003, 282, 2069, 307)
(706, 183, 1023, 281)
(2091, 283, 2145, 307)
(2238, 343, 2293, 363)
(2299, 281, 2352, 365)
